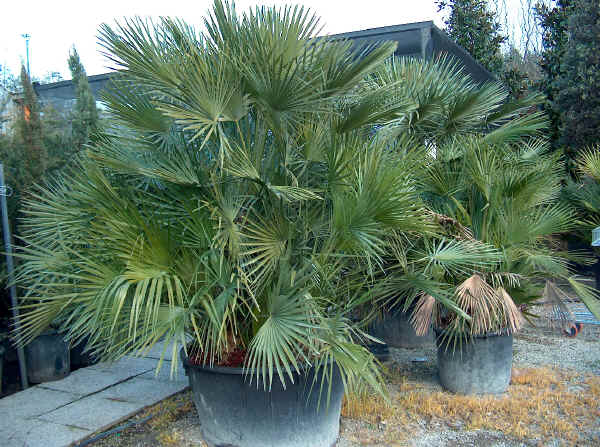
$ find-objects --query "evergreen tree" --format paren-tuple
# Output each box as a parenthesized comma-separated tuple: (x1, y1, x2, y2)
(68, 47, 98, 150)
(17, 65, 47, 188)
(553, 0, 600, 165)
(436, 0, 507, 74)
(536, 0, 573, 154)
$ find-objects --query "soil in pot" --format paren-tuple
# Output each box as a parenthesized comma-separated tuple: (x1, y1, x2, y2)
(436, 330, 513, 394)
(25, 330, 70, 383)
(182, 349, 345, 447)
(369, 308, 434, 349)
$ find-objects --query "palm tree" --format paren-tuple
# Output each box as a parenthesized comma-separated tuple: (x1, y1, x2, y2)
(346, 56, 600, 340)
(563, 147, 600, 243)
(14, 1, 435, 392)
(339, 56, 547, 147)
(561, 147, 600, 320)
(410, 133, 600, 339)
(16, 1, 593, 393)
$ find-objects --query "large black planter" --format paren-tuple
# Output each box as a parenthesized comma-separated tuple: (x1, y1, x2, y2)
(436, 330, 513, 394)
(370, 309, 434, 349)
(25, 330, 70, 383)
(182, 351, 344, 447)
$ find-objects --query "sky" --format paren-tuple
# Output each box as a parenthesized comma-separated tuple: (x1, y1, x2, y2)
(1, 0, 526, 82)
(1, 0, 444, 80)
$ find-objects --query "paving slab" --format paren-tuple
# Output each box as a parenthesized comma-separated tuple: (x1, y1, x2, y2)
(0, 418, 92, 447)
(0, 340, 187, 447)
(95, 376, 187, 404)
(137, 360, 188, 384)
(0, 386, 82, 424)
(37, 366, 139, 395)
(87, 355, 158, 375)
(36, 395, 140, 431)
(139, 340, 179, 360)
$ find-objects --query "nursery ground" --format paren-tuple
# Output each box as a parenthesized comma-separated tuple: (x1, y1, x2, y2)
(87, 322, 600, 447)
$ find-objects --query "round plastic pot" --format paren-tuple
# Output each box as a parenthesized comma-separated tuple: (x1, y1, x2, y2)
(181, 350, 344, 447)
(436, 330, 513, 394)
(25, 330, 70, 383)
(369, 309, 434, 349)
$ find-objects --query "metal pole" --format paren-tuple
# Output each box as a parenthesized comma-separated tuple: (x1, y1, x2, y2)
(21, 34, 30, 76)
(0, 163, 28, 389)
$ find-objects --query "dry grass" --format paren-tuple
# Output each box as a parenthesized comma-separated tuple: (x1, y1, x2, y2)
(342, 367, 600, 446)
(156, 430, 184, 446)
(140, 391, 194, 431)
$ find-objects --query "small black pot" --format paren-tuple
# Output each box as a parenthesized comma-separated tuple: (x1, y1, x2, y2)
(435, 329, 513, 394)
(369, 309, 434, 349)
(181, 350, 344, 447)
(25, 330, 70, 383)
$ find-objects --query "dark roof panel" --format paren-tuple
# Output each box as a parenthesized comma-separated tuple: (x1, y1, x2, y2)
(330, 21, 495, 83)
(33, 21, 495, 105)
(430, 27, 495, 83)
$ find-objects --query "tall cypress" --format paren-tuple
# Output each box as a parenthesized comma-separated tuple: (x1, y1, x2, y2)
(17, 65, 47, 188)
(68, 47, 99, 150)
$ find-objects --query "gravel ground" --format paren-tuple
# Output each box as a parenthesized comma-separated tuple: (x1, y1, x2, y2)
(336, 317, 600, 447)
(88, 319, 599, 447)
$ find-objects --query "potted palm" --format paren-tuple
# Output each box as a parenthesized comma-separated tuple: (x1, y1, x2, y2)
(13, 2, 439, 446)
(343, 56, 598, 393)
(410, 132, 598, 394)
(413, 274, 522, 394)
(342, 56, 550, 350)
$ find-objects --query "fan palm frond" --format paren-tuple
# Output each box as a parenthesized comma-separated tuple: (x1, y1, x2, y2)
(419, 238, 502, 276)
(577, 146, 600, 181)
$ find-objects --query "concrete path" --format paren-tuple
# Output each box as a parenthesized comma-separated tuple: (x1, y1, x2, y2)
(0, 343, 188, 447)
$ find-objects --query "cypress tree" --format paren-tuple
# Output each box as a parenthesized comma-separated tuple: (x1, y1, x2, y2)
(17, 65, 47, 187)
(68, 47, 99, 150)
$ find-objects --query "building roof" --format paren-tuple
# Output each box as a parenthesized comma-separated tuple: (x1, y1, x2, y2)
(33, 73, 112, 103)
(33, 21, 495, 105)
(330, 21, 495, 83)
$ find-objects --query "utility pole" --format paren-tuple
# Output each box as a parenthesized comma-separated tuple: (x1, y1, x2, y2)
(21, 34, 31, 76)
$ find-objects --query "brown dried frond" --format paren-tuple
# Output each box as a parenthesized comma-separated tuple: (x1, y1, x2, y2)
(497, 287, 524, 333)
(455, 274, 501, 335)
(539, 281, 574, 330)
(411, 293, 437, 336)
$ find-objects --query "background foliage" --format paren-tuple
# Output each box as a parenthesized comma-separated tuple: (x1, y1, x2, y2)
(436, 0, 507, 74)
(0, 52, 99, 329)
(552, 0, 600, 168)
